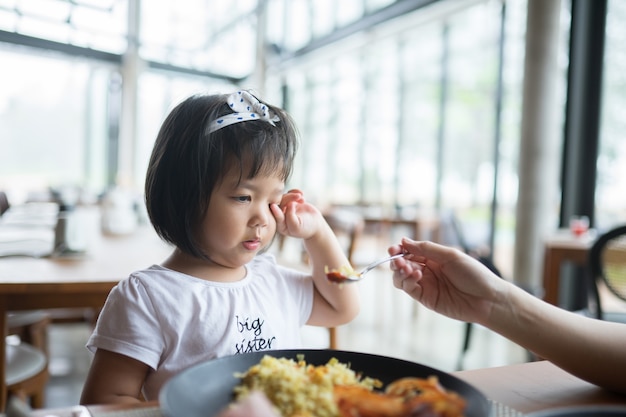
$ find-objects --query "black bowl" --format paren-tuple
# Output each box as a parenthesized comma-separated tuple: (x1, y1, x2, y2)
(526, 406, 626, 417)
(159, 349, 490, 417)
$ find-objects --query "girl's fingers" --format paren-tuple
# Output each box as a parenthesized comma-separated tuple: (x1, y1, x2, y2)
(270, 203, 284, 221)
(280, 190, 305, 207)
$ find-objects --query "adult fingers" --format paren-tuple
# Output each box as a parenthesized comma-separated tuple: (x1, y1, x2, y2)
(400, 238, 459, 264)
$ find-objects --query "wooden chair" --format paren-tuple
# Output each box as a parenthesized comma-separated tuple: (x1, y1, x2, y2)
(323, 208, 365, 349)
(585, 224, 626, 323)
(8, 311, 51, 358)
(6, 341, 48, 408)
(323, 208, 365, 267)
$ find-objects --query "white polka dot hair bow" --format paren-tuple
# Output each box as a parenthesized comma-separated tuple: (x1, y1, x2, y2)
(207, 91, 281, 133)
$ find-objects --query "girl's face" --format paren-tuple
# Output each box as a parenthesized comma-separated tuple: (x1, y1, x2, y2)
(198, 166, 284, 269)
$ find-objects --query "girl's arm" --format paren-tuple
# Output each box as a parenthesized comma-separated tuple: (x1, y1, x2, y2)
(80, 349, 149, 404)
(302, 219, 360, 327)
(272, 190, 359, 327)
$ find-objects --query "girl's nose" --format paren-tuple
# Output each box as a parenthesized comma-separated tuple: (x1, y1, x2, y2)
(250, 205, 270, 227)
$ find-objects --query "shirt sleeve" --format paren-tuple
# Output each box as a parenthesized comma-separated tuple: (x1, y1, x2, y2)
(86, 274, 163, 369)
(271, 259, 314, 326)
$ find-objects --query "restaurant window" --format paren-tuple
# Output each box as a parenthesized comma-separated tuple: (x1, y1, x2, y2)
(0, 0, 254, 203)
(596, 0, 626, 230)
(439, 3, 506, 248)
(328, 55, 366, 204)
(264, 0, 574, 276)
(0, 45, 113, 203)
(395, 23, 442, 210)
(360, 38, 400, 206)
(139, 1, 256, 78)
(0, 0, 128, 53)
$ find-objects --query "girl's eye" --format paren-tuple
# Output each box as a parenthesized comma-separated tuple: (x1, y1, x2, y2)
(233, 196, 251, 203)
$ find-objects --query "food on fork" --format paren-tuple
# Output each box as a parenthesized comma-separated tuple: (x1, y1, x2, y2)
(232, 355, 466, 417)
(325, 254, 407, 284)
(324, 265, 358, 284)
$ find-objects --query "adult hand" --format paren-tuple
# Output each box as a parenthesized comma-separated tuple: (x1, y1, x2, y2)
(388, 238, 506, 325)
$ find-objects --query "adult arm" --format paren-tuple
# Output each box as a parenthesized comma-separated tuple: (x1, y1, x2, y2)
(492, 282, 626, 394)
(389, 238, 626, 394)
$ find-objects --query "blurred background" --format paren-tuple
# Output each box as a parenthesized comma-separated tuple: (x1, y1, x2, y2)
(1, 0, 626, 406)
(2, 0, 625, 286)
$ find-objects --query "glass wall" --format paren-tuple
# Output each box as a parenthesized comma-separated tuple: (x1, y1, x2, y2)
(0, 0, 128, 53)
(4, 0, 623, 275)
(597, 0, 626, 230)
(0, 0, 242, 203)
(0, 45, 114, 202)
(265, 0, 568, 273)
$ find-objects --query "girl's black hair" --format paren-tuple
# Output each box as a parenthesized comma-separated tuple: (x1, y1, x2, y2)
(144, 92, 299, 259)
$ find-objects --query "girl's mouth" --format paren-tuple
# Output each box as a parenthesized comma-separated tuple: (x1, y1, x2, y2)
(242, 239, 261, 251)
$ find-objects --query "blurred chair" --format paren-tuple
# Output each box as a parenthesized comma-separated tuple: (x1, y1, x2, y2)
(0, 191, 9, 216)
(323, 208, 365, 267)
(8, 312, 51, 359)
(441, 211, 507, 369)
(6, 340, 48, 408)
(323, 208, 365, 349)
(585, 224, 626, 323)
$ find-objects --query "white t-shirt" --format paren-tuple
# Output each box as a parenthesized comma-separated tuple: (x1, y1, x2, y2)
(86, 253, 314, 400)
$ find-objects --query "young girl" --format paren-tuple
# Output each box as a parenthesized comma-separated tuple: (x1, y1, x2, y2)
(79, 91, 360, 404)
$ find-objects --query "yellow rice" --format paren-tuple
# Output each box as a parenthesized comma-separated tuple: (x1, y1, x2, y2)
(233, 355, 381, 417)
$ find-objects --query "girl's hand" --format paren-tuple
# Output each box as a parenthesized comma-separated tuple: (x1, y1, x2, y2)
(271, 189, 323, 240)
(388, 238, 504, 325)
(272, 191, 359, 328)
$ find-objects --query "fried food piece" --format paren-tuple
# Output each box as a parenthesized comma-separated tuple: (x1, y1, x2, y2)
(334, 385, 406, 417)
(387, 377, 466, 417)
(325, 265, 358, 283)
(333, 377, 466, 417)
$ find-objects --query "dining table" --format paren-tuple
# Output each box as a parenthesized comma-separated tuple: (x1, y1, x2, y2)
(27, 360, 626, 417)
(541, 228, 596, 306)
(342, 204, 442, 243)
(0, 205, 173, 411)
(455, 360, 625, 415)
(363, 211, 442, 243)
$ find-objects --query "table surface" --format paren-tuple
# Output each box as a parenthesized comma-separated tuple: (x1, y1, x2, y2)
(455, 360, 625, 415)
(0, 226, 171, 286)
(28, 360, 626, 417)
